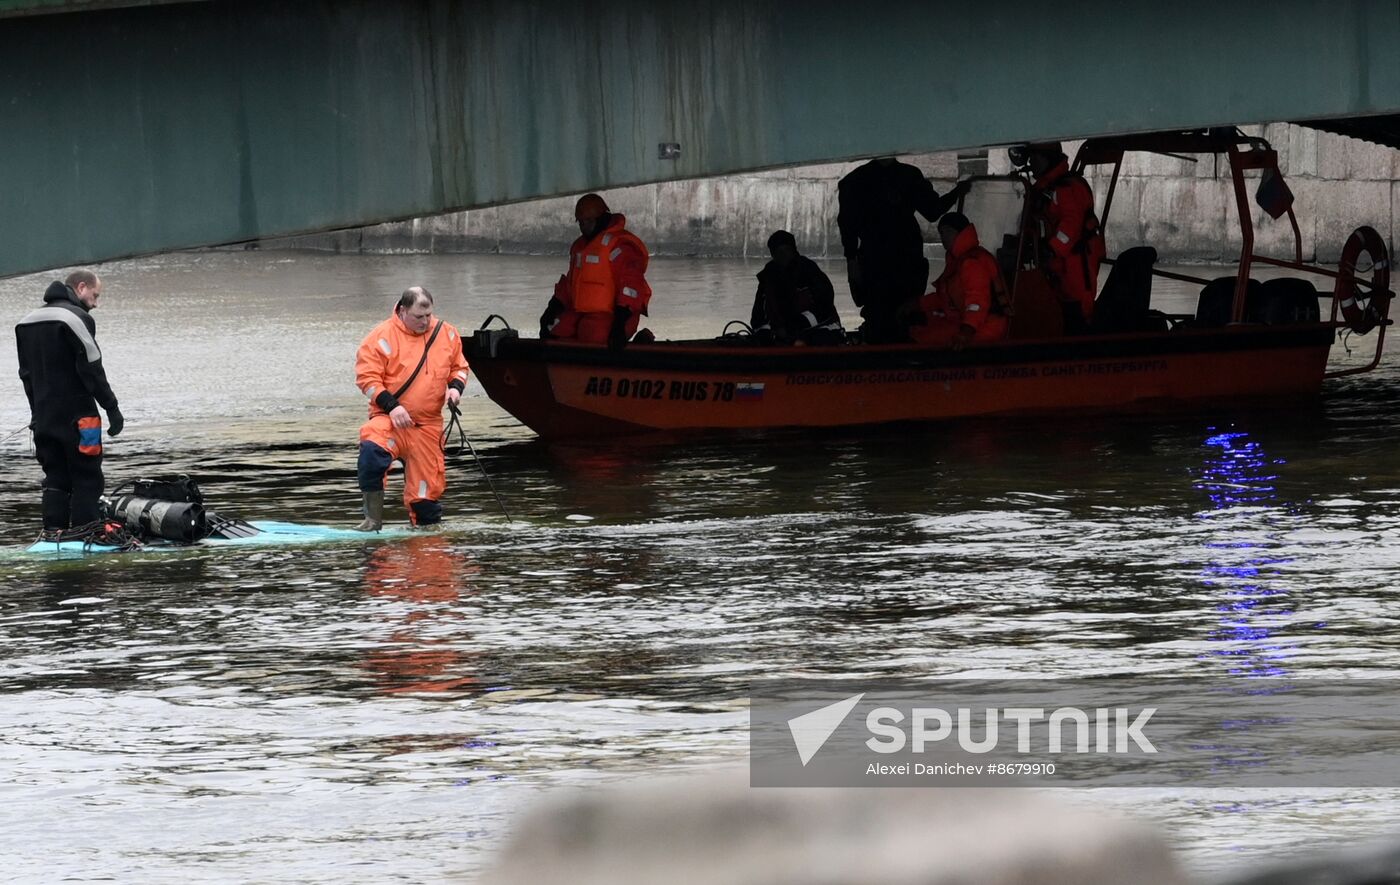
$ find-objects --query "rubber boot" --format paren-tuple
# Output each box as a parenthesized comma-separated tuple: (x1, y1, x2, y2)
(41, 488, 72, 532)
(355, 490, 384, 532)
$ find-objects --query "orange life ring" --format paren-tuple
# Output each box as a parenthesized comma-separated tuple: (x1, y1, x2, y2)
(1334, 226, 1391, 334)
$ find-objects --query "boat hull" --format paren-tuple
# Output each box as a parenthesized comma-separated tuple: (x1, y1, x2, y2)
(467, 325, 1335, 439)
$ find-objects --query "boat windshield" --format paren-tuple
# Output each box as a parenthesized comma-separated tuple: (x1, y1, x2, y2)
(958, 175, 1026, 257)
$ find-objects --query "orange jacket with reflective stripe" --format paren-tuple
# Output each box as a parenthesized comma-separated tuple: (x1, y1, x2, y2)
(1032, 160, 1101, 260)
(1032, 160, 1106, 316)
(563, 214, 652, 315)
(355, 309, 470, 425)
(921, 224, 1007, 335)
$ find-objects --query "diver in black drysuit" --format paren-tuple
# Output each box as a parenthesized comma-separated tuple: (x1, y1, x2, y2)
(15, 279, 124, 530)
(837, 158, 965, 343)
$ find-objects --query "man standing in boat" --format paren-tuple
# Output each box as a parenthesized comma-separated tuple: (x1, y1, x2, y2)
(354, 287, 470, 530)
(14, 269, 124, 534)
(539, 193, 652, 349)
(750, 230, 845, 345)
(1025, 142, 1106, 334)
(903, 213, 1009, 348)
(837, 157, 965, 343)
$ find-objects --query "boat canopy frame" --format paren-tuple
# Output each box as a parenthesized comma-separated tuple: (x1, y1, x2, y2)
(1070, 128, 1393, 378)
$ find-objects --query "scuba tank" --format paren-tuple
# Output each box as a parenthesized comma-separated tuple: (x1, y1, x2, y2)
(104, 495, 207, 543)
(102, 475, 208, 543)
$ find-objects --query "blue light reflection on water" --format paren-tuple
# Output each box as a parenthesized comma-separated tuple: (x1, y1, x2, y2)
(1184, 429, 1313, 801)
(1195, 430, 1298, 679)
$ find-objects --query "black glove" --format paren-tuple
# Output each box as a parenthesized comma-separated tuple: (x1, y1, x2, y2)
(539, 296, 565, 339)
(755, 327, 776, 346)
(106, 407, 124, 438)
(608, 306, 631, 351)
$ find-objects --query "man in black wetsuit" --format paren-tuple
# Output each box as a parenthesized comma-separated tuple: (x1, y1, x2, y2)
(837, 157, 965, 343)
(15, 270, 124, 532)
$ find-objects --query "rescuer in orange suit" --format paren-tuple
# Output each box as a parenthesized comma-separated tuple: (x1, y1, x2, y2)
(903, 213, 1009, 348)
(354, 286, 470, 530)
(539, 193, 652, 349)
(1026, 142, 1106, 333)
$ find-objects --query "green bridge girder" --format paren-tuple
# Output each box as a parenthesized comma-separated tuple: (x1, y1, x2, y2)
(0, 0, 192, 17)
(4, 0, 1400, 277)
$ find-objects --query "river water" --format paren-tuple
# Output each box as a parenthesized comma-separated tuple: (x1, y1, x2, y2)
(2, 251, 1399, 883)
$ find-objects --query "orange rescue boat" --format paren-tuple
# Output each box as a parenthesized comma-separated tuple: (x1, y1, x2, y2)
(467, 130, 1392, 440)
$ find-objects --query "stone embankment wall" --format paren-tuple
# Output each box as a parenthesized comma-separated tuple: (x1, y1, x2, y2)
(274, 124, 1398, 263)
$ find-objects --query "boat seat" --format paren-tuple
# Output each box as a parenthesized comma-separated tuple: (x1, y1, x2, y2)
(1093, 246, 1162, 333)
(1257, 277, 1321, 324)
(1195, 277, 1265, 326)
(1195, 277, 1317, 326)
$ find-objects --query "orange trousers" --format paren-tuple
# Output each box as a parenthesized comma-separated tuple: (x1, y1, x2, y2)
(359, 415, 445, 521)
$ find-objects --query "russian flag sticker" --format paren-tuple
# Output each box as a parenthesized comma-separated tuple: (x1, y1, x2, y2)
(736, 382, 766, 400)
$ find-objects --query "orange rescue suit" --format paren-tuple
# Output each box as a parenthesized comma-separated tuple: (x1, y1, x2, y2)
(1032, 160, 1106, 322)
(550, 213, 652, 344)
(355, 308, 470, 520)
(911, 223, 1009, 346)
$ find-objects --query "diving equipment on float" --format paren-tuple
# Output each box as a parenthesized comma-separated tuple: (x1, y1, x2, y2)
(100, 475, 260, 544)
(104, 494, 206, 542)
(21, 475, 414, 558)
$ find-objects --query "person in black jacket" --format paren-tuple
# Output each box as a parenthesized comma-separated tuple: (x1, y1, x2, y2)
(15, 270, 124, 532)
(837, 158, 966, 343)
(751, 231, 845, 345)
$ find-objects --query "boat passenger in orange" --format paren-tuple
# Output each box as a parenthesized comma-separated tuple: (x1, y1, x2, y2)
(1026, 142, 1105, 334)
(905, 213, 1009, 348)
(539, 193, 652, 350)
(354, 287, 470, 530)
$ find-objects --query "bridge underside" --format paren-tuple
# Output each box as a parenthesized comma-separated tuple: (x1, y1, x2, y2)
(6, 0, 1400, 277)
